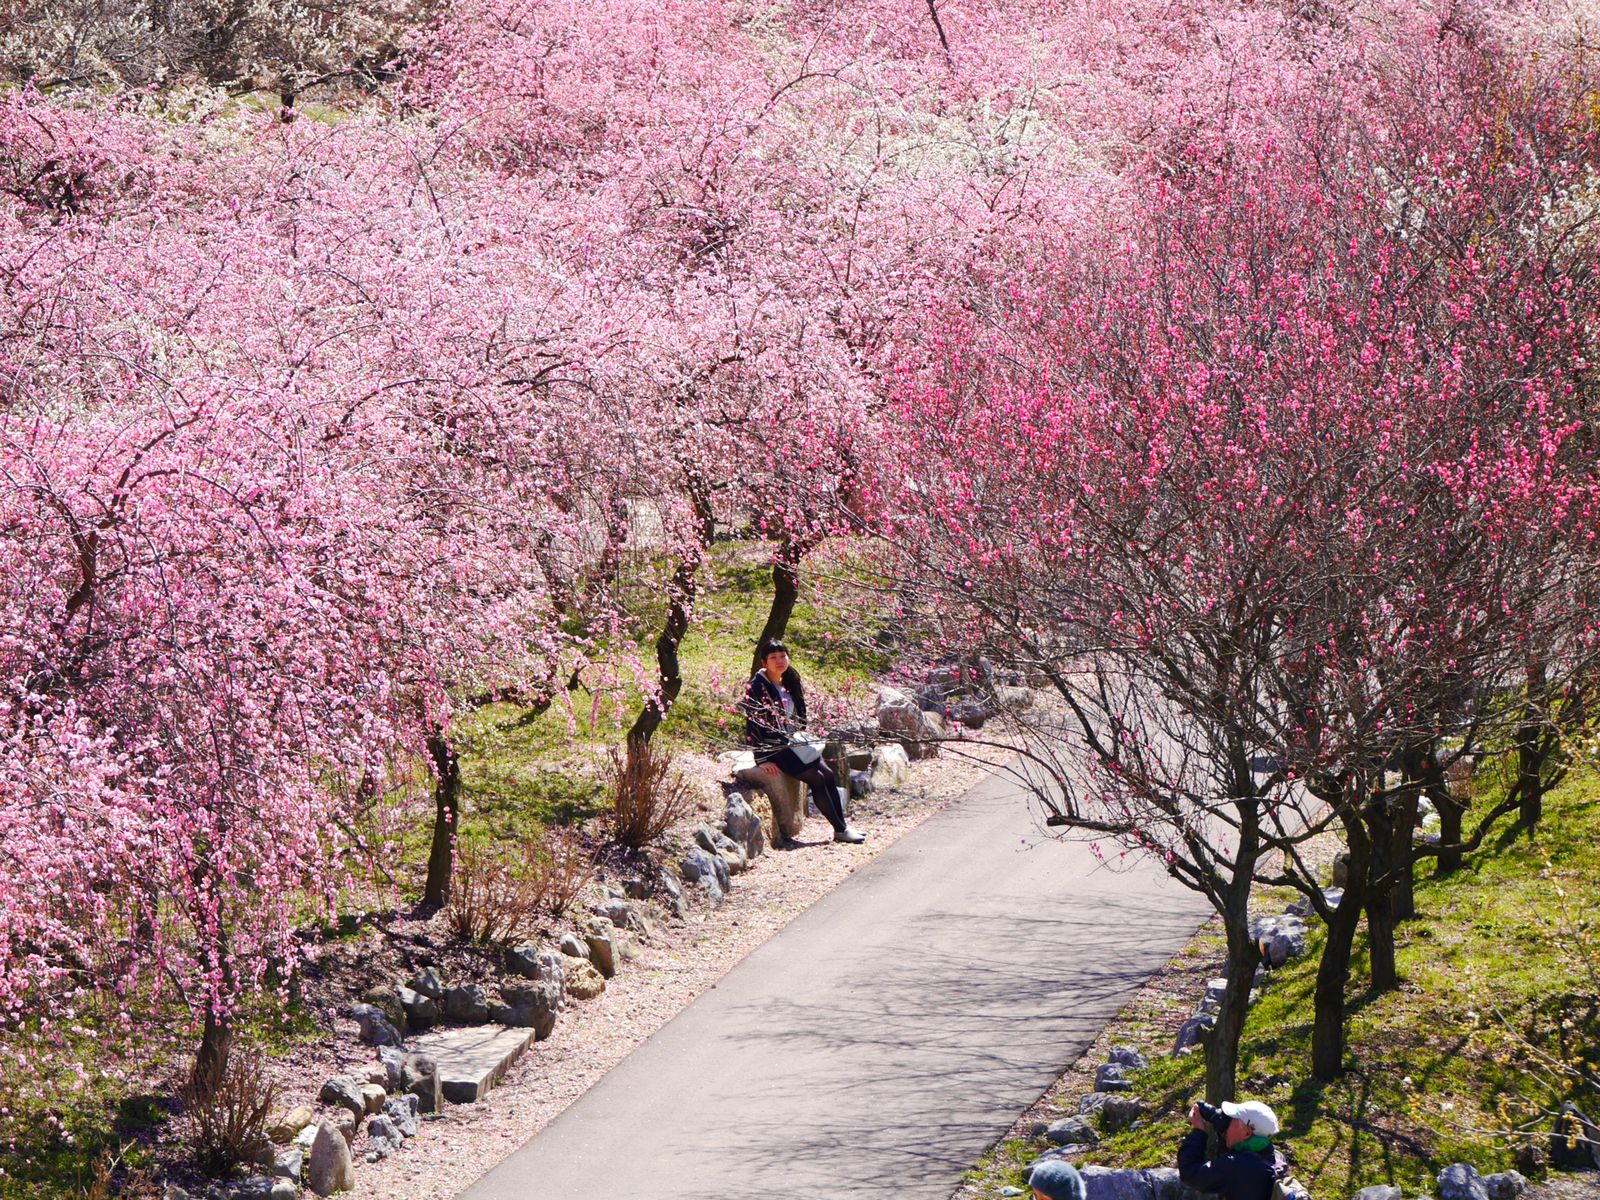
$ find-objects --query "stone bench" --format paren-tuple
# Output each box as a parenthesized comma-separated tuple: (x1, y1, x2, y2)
(717, 750, 806, 843)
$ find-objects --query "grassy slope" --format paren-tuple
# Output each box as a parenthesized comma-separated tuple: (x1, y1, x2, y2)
(447, 540, 887, 844)
(964, 771, 1600, 1198)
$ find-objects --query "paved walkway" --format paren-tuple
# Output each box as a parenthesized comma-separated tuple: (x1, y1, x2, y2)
(459, 763, 1211, 1199)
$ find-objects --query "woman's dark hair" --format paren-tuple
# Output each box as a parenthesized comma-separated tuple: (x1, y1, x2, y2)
(757, 639, 790, 662)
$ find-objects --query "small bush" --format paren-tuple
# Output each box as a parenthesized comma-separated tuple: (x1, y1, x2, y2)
(184, 1046, 278, 1177)
(540, 827, 596, 917)
(447, 838, 550, 945)
(604, 742, 696, 850)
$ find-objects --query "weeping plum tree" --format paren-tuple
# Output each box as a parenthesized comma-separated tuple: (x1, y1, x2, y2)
(878, 18, 1600, 1092)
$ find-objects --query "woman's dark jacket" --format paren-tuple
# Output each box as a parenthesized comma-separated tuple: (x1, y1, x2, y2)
(743, 668, 807, 762)
(1176, 1129, 1283, 1200)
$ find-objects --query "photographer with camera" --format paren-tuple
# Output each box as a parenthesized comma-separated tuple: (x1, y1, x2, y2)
(1177, 1099, 1296, 1200)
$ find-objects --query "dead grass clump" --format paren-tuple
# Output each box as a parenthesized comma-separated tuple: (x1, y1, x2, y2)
(447, 838, 548, 945)
(184, 1045, 278, 1177)
(604, 742, 697, 850)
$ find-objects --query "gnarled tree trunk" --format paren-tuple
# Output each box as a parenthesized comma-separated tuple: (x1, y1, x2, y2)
(423, 730, 461, 909)
(628, 479, 715, 751)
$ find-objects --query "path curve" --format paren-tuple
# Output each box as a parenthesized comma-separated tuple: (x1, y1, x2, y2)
(458, 763, 1210, 1199)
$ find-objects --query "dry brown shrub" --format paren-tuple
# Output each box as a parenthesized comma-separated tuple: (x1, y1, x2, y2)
(184, 1044, 279, 1177)
(604, 742, 696, 850)
(446, 838, 549, 945)
(540, 827, 596, 917)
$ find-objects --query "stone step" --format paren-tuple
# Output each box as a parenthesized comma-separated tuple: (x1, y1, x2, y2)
(409, 1026, 536, 1104)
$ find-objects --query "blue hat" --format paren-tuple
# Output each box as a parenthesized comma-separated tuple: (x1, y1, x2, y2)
(1029, 1159, 1086, 1200)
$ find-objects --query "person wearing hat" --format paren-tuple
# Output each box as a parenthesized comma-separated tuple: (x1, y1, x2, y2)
(1028, 1159, 1085, 1200)
(1177, 1098, 1289, 1200)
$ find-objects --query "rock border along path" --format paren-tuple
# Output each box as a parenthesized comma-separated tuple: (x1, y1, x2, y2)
(458, 762, 1212, 1200)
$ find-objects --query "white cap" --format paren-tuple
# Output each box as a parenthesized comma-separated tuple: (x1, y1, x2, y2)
(1222, 1100, 1281, 1137)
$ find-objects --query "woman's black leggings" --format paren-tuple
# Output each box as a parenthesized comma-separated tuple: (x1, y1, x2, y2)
(789, 762, 847, 833)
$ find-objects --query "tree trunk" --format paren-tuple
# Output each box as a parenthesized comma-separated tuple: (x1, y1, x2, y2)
(423, 730, 461, 909)
(628, 483, 715, 750)
(1205, 909, 1259, 1103)
(1311, 893, 1361, 1080)
(191, 1003, 233, 1101)
(1362, 790, 1401, 993)
(1312, 825, 1368, 1081)
(752, 540, 804, 673)
(1518, 657, 1548, 830)
(1388, 788, 1417, 922)
(1366, 890, 1398, 993)
(1428, 750, 1466, 876)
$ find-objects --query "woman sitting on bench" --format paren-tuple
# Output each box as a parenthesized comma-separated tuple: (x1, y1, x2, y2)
(743, 640, 865, 844)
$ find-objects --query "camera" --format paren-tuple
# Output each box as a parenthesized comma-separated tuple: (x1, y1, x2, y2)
(1195, 1101, 1231, 1137)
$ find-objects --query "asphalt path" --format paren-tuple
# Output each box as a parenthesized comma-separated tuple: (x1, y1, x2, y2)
(458, 762, 1212, 1200)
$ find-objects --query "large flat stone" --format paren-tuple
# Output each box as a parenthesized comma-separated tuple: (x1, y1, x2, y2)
(409, 1026, 535, 1104)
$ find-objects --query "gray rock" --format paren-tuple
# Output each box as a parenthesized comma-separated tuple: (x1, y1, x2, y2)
(656, 867, 689, 919)
(272, 1149, 303, 1183)
(318, 1075, 367, 1119)
(723, 794, 766, 859)
(531, 951, 566, 996)
(486, 1001, 515, 1024)
(1078, 1092, 1110, 1115)
(409, 967, 444, 1002)
(584, 919, 618, 978)
(679, 847, 717, 883)
(377, 1045, 404, 1090)
(1284, 889, 1343, 919)
(1551, 1102, 1600, 1170)
(1514, 1141, 1547, 1176)
(1001, 1189, 1025, 1198)
(383, 1092, 420, 1138)
(306, 1121, 355, 1196)
(395, 985, 437, 1032)
(869, 743, 911, 788)
(1108, 1045, 1147, 1071)
(1483, 1170, 1527, 1200)
(501, 978, 561, 1039)
(693, 822, 743, 860)
(225, 1179, 274, 1199)
(504, 944, 542, 978)
(1172, 1015, 1214, 1052)
(270, 1182, 296, 1200)
(1098, 1095, 1147, 1132)
(401, 1052, 441, 1114)
(623, 876, 651, 899)
(1249, 916, 1309, 966)
(1095, 1063, 1132, 1092)
(360, 985, 406, 1031)
(848, 770, 874, 798)
(599, 899, 651, 935)
(1044, 1116, 1098, 1146)
(364, 1114, 404, 1161)
(948, 700, 994, 729)
(349, 1002, 403, 1048)
(442, 983, 490, 1024)
(876, 686, 925, 739)
(680, 848, 728, 901)
(1439, 1163, 1489, 1200)
(1332, 850, 1353, 888)
(1351, 1187, 1401, 1200)
(559, 931, 589, 959)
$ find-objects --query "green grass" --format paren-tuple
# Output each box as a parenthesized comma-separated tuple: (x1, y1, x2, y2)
(962, 771, 1600, 1199)
(444, 540, 889, 844)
